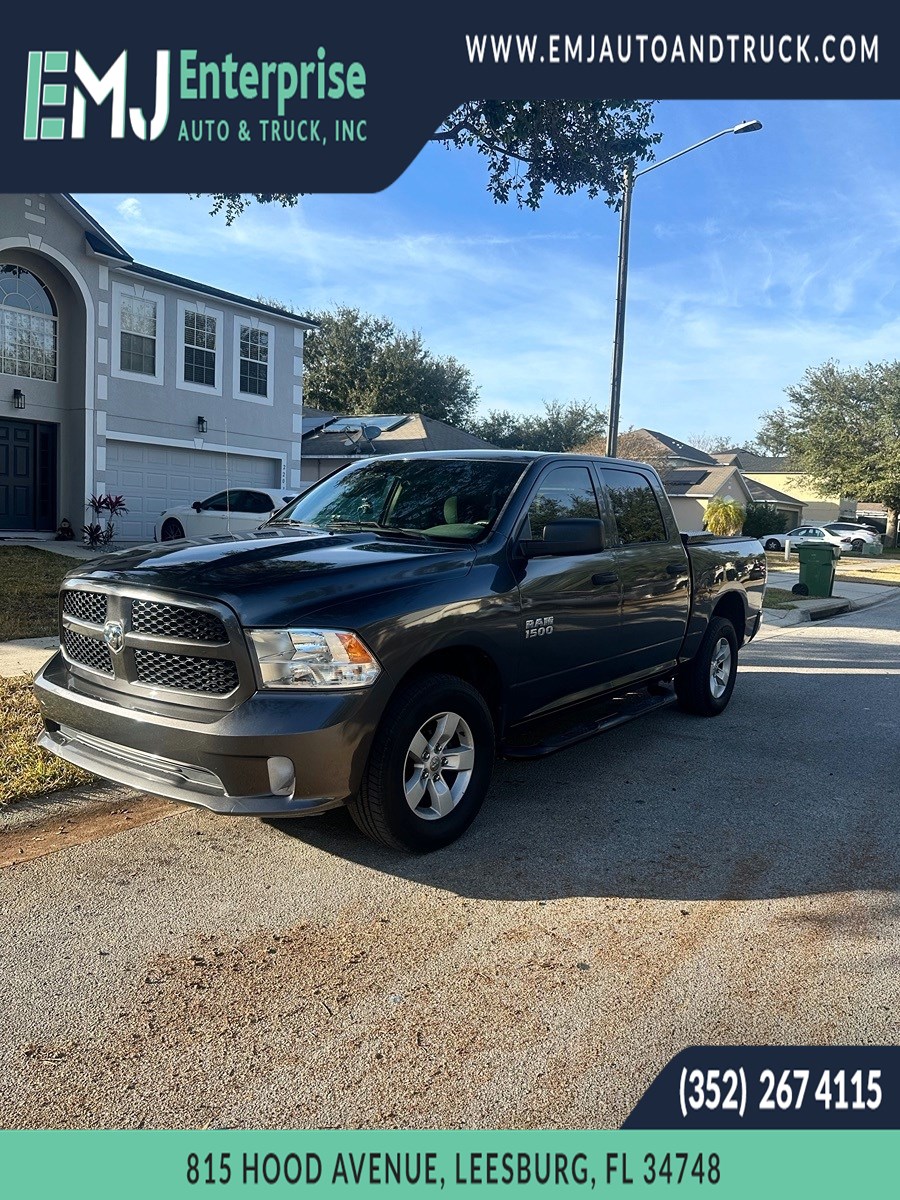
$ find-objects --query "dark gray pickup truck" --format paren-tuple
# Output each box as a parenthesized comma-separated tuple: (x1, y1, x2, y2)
(35, 451, 766, 851)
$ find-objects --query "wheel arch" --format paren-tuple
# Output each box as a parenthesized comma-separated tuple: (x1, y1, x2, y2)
(711, 588, 747, 645)
(390, 644, 505, 733)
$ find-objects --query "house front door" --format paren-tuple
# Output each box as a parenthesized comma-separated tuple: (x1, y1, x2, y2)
(0, 418, 57, 531)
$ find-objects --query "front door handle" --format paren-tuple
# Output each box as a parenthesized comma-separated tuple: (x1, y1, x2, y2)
(591, 571, 619, 586)
(666, 562, 686, 575)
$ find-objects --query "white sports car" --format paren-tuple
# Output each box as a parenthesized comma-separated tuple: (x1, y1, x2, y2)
(154, 487, 297, 541)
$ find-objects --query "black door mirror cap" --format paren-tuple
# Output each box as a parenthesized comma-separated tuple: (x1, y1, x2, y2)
(192, 501, 203, 512)
(521, 518, 605, 559)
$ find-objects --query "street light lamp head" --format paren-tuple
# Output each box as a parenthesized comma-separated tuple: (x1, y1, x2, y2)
(732, 119, 763, 134)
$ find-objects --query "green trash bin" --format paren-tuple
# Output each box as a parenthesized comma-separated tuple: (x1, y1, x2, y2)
(795, 543, 837, 597)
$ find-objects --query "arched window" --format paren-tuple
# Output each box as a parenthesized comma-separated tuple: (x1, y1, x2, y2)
(0, 265, 58, 381)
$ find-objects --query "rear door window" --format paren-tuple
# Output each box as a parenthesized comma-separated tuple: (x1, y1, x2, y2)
(600, 468, 667, 544)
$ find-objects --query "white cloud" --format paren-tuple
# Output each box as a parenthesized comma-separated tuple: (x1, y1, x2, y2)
(115, 197, 142, 220)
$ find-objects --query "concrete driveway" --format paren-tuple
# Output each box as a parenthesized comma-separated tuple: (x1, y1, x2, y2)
(2, 597, 899, 1129)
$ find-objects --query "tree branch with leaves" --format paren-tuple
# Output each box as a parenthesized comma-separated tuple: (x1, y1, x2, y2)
(200, 100, 660, 221)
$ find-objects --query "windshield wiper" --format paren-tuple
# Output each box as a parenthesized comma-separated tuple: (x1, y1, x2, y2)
(326, 520, 434, 542)
(266, 519, 325, 530)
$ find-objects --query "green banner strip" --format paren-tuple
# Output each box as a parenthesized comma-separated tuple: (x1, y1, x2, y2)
(0, 1130, 897, 1197)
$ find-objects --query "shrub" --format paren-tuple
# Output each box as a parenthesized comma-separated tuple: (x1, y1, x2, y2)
(743, 500, 788, 539)
(84, 494, 128, 549)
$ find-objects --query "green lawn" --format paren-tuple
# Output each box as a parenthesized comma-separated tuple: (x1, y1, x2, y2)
(763, 587, 799, 610)
(0, 674, 93, 805)
(0, 547, 71, 639)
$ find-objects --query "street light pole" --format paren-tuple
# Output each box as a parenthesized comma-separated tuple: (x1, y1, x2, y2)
(605, 120, 762, 458)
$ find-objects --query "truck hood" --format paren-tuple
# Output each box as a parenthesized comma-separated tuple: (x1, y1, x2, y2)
(66, 527, 476, 626)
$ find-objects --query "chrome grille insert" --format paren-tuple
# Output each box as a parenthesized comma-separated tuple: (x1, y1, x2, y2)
(133, 649, 238, 694)
(131, 600, 227, 643)
(62, 590, 107, 626)
(63, 627, 113, 674)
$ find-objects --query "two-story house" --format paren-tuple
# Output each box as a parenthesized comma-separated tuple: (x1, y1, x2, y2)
(0, 193, 315, 542)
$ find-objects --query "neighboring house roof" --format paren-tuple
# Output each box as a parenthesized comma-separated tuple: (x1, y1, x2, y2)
(661, 465, 753, 502)
(638, 429, 718, 465)
(60, 193, 318, 328)
(300, 408, 339, 437)
(302, 413, 498, 457)
(713, 448, 792, 472)
(744, 477, 803, 507)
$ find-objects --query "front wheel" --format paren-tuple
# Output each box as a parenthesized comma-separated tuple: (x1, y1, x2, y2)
(675, 616, 738, 717)
(764, 538, 781, 551)
(161, 518, 185, 541)
(348, 673, 495, 852)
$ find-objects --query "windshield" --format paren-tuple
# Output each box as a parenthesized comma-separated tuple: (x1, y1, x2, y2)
(269, 458, 528, 541)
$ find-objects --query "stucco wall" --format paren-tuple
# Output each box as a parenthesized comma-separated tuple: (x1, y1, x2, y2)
(745, 471, 855, 525)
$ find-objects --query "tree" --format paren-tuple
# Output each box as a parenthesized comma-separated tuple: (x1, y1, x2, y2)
(758, 360, 900, 546)
(201, 101, 661, 222)
(742, 500, 787, 539)
(705, 497, 745, 535)
(301, 306, 479, 427)
(469, 400, 606, 452)
(614, 428, 671, 475)
(755, 411, 791, 457)
(686, 432, 757, 456)
(574, 427, 673, 476)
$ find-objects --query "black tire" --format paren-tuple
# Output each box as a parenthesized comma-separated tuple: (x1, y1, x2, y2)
(851, 538, 864, 552)
(161, 518, 184, 541)
(348, 673, 495, 852)
(764, 538, 781, 551)
(674, 616, 738, 717)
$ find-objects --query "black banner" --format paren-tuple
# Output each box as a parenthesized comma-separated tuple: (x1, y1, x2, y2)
(3, 4, 897, 192)
(625, 1047, 900, 1128)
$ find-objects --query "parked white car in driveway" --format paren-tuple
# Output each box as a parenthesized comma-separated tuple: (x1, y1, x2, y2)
(760, 525, 843, 554)
(155, 487, 297, 541)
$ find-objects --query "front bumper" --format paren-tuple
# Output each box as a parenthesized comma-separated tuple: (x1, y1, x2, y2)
(34, 651, 391, 817)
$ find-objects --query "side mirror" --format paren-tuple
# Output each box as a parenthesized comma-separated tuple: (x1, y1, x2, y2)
(192, 501, 203, 512)
(521, 518, 604, 559)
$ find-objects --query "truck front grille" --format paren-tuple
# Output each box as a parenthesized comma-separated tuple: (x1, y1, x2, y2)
(133, 649, 238, 694)
(62, 589, 107, 626)
(59, 584, 245, 708)
(63, 627, 114, 674)
(131, 600, 227, 643)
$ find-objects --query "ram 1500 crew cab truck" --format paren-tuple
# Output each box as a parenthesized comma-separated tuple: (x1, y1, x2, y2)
(35, 451, 766, 851)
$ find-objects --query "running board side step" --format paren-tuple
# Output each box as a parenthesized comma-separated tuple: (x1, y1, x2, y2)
(500, 689, 677, 760)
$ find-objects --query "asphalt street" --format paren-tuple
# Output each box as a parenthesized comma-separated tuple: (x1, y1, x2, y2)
(2, 595, 899, 1130)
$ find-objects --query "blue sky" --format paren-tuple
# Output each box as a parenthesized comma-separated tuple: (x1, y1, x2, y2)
(79, 99, 900, 446)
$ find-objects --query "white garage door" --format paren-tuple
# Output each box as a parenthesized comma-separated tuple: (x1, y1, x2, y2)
(105, 442, 282, 542)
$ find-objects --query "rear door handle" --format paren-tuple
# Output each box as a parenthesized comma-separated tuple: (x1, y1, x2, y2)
(666, 562, 686, 575)
(591, 571, 619, 586)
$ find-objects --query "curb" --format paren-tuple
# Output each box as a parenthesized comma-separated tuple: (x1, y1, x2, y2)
(762, 589, 897, 631)
(0, 782, 133, 834)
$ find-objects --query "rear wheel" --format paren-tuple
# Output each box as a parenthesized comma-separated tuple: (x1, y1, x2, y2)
(675, 616, 738, 717)
(161, 518, 184, 541)
(764, 538, 781, 551)
(851, 538, 864, 552)
(348, 673, 495, 852)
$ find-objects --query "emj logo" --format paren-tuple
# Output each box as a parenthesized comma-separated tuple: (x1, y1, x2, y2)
(23, 50, 170, 141)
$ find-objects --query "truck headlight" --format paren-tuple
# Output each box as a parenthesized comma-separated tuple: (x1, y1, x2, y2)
(247, 628, 381, 689)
